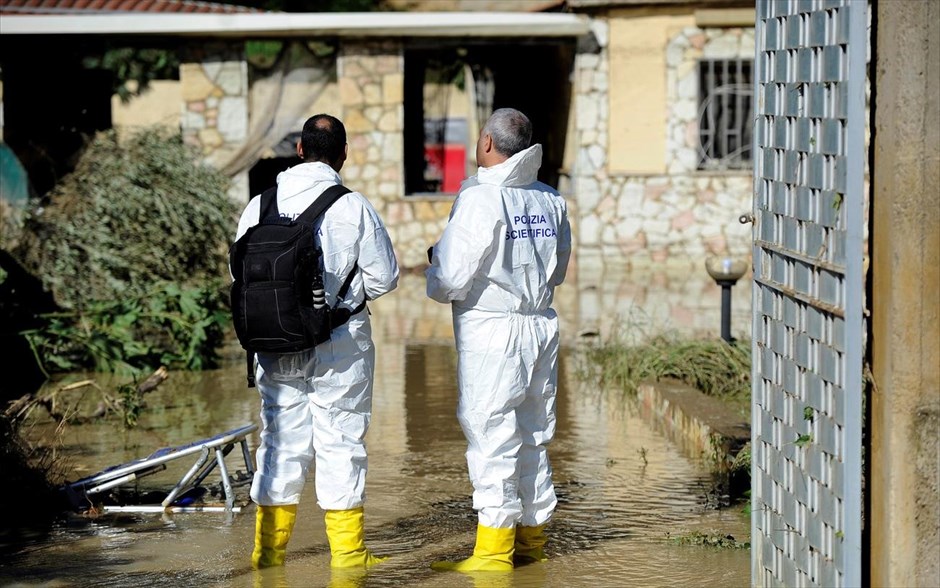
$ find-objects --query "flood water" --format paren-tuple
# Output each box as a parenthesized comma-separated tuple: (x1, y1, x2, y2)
(2, 271, 751, 588)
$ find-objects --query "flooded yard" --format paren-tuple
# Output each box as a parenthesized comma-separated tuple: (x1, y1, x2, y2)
(2, 271, 751, 587)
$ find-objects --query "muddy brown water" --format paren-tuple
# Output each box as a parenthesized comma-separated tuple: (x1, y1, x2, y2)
(2, 273, 750, 587)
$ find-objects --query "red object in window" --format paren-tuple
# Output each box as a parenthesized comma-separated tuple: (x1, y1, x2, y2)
(425, 144, 466, 194)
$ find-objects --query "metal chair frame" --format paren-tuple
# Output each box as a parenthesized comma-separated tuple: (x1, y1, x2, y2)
(66, 423, 258, 513)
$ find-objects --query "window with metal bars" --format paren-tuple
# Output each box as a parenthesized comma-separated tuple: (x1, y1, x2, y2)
(697, 58, 754, 170)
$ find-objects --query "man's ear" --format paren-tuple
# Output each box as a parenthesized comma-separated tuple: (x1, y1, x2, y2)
(482, 133, 493, 154)
(296, 139, 304, 160)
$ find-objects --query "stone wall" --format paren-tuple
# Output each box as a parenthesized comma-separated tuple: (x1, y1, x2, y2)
(337, 41, 452, 269)
(111, 80, 181, 134)
(573, 20, 754, 281)
(179, 43, 250, 202)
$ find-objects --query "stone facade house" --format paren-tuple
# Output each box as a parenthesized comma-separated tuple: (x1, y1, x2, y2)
(1, 0, 756, 335)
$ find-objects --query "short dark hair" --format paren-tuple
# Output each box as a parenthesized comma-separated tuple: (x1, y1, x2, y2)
(301, 114, 346, 164)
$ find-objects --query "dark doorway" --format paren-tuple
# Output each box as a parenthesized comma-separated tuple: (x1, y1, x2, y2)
(487, 43, 575, 190)
(247, 131, 302, 200)
(249, 157, 300, 201)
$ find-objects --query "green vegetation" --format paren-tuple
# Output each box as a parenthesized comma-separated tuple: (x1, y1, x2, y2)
(1, 117, 237, 536)
(579, 330, 751, 408)
(11, 127, 237, 378)
(740, 489, 752, 518)
(794, 433, 813, 448)
(730, 442, 751, 476)
(246, 40, 285, 68)
(22, 282, 229, 377)
(580, 326, 754, 504)
(18, 127, 235, 312)
(84, 47, 180, 103)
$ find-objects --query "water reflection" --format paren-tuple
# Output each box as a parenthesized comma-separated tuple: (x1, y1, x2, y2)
(567, 264, 752, 342)
(3, 272, 749, 587)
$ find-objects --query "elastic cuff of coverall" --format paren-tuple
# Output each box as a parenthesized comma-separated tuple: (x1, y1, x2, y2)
(317, 497, 365, 512)
(519, 512, 554, 527)
(477, 511, 521, 529)
(250, 477, 304, 506)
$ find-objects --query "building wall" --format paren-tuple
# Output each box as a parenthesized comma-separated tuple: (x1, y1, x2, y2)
(337, 41, 449, 270)
(179, 43, 250, 202)
(111, 80, 182, 133)
(608, 14, 685, 174)
(164, 15, 755, 281)
(574, 13, 754, 284)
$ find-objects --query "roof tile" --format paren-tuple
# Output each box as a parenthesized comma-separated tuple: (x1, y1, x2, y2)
(0, 0, 264, 14)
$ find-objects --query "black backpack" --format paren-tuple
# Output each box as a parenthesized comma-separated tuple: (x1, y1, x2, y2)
(229, 183, 365, 387)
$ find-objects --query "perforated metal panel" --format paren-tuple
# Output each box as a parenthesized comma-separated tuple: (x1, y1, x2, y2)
(751, 1, 866, 586)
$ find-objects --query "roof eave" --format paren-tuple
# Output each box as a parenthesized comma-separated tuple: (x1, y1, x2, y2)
(0, 12, 592, 38)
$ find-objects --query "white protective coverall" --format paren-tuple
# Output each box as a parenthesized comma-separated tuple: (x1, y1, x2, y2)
(425, 144, 571, 529)
(235, 161, 399, 510)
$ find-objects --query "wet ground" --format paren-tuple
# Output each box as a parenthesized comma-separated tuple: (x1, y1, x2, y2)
(2, 272, 751, 587)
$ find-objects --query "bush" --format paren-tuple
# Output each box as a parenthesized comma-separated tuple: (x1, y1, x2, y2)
(23, 281, 231, 375)
(11, 127, 238, 375)
(17, 127, 237, 311)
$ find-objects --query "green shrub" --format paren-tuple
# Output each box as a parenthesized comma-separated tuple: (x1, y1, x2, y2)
(13, 127, 237, 375)
(666, 529, 749, 549)
(23, 281, 230, 375)
(18, 127, 236, 312)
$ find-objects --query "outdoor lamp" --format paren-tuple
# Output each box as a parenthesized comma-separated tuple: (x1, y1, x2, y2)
(705, 256, 748, 343)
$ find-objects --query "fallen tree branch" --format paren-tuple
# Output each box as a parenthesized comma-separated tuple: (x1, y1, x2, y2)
(138, 366, 169, 395)
(3, 367, 170, 427)
(4, 379, 100, 424)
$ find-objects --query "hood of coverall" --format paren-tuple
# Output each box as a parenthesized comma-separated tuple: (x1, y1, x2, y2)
(276, 161, 342, 206)
(475, 144, 543, 188)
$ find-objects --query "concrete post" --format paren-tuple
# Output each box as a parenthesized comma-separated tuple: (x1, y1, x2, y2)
(870, 1, 940, 586)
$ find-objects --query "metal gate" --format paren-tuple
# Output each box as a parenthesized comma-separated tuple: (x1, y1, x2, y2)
(751, 1, 867, 586)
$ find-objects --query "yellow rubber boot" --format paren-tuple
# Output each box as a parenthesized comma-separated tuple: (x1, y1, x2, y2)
(324, 507, 388, 568)
(514, 524, 548, 565)
(251, 504, 298, 569)
(431, 524, 515, 572)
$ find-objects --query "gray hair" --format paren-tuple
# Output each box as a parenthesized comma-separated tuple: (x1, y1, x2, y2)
(482, 108, 532, 157)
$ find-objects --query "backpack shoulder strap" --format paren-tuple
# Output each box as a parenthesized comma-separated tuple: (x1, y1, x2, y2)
(246, 351, 256, 388)
(295, 184, 352, 225)
(258, 186, 280, 221)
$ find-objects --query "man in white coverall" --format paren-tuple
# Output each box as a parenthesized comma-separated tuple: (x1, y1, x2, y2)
(426, 108, 571, 573)
(234, 114, 399, 569)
